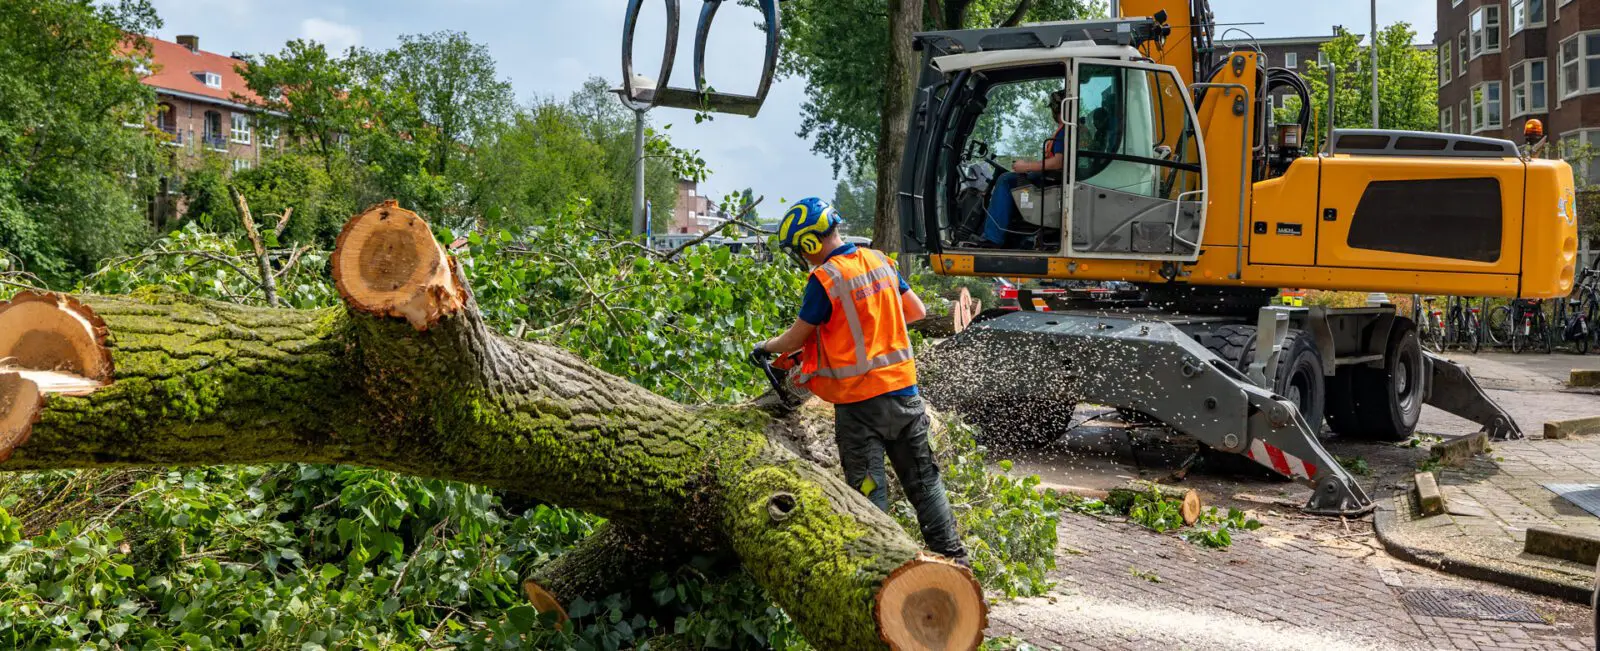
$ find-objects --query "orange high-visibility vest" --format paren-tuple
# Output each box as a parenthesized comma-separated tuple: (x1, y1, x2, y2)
(792, 248, 917, 404)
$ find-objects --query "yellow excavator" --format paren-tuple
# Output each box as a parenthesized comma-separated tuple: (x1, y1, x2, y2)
(891, 0, 1576, 515)
(626, 0, 1576, 515)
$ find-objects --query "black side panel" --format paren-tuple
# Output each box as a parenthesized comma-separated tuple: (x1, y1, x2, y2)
(1346, 177, 1503, 262)
(973, 256, 1050, 276)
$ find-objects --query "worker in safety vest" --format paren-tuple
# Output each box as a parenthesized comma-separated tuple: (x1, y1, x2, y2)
(751, 198, 968, 564)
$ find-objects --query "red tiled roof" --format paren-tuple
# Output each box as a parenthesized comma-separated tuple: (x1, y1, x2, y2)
(134, 34, 261, 107)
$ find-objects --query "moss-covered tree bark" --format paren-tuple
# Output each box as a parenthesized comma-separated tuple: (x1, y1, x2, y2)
(0, 202, 985, 650)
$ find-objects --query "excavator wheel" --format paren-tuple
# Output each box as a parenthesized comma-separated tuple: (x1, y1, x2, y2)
(1196, 325, 1326, 432)
(1193, 324, 1254, 368)
(1242, 330, 1326, 434)
(1331, 321, 1423, 441)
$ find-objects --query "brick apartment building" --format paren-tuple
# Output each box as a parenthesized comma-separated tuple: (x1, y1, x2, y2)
(133, 34, 276, 224)
(1436, 0, 1600, 182)
(670, 179, 729, 235)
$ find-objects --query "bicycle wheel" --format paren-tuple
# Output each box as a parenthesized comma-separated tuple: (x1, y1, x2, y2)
(1467, 311, 1482, 354)
(1487, 305, 1512, 347)
(1551, 299, 1571, 353)
(1539, 307, 1554, 354)
(1583, 289, 1600, 354)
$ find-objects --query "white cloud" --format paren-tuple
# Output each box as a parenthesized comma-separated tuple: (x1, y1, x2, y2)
(299, 17, 362, 52)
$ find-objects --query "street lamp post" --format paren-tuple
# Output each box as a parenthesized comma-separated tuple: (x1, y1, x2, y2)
(613, 75, 658, 239)
(1371, 0, 1380, 128)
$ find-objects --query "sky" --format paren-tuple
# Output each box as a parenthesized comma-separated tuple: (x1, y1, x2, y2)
(139, 0, 1438, 214)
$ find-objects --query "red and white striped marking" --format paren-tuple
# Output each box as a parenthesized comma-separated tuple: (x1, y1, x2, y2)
(1246, 439, 1318, 480)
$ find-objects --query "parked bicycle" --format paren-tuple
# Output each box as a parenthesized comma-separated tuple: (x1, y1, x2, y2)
(1488, 298, 1552, 354)
(1445, 295, 1482, 354)
(1555, 263, 1600, 354)
(1418, 296, 1447, 353)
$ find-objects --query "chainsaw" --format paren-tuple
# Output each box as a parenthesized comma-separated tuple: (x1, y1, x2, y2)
(749, 348, 808, 413)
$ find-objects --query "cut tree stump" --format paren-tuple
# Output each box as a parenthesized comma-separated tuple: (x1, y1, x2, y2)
(910, 287, 982, 338)
(1107, 480, 1203, 526)
(0, 201, 985, 651)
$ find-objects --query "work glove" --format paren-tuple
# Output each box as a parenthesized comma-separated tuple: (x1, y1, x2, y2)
(749, 345, 775, 367)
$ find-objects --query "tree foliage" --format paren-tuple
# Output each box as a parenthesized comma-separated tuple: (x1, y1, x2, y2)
(354, 31, 514, 179)
(0, 0, 167, 283)
(471, 78, 699, 237)
(1281, 23, 1438, 143)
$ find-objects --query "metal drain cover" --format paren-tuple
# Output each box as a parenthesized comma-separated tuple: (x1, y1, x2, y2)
(1543, 483, 1600, 518)
(1399, 589, 1544, 623)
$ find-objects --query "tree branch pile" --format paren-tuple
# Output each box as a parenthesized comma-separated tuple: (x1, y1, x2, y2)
(0, 201, 986, 650)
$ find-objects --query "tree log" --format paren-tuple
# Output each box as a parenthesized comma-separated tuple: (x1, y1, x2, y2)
(1107, 480, 1203, 526)
(0, 201, 986, 650)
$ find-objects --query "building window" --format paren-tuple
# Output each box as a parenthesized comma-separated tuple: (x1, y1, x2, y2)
(1284, 52, 1298, 69)
(1511, 59, 1548, 117)
(262, 127, 278, 148)
(1458, 30, 1468, 77)
(203, 111, 225, 150)
(1441, 108, 1453, 133)
(230, 113, 251, 144)
(1562, 129, 1600, 184)
(1510, 0, 1546, 33)
(1454, 0, 1463, 6)
(232, 158, 253, 172)
(1439, 41, 1453, 86)
(1472, 81, 1503, 133)
(1471, 6, 1502, 58)
(202, 72, 222, 89)
(1560, 32, 1600, 99)
(1459, 99, 1469, 135)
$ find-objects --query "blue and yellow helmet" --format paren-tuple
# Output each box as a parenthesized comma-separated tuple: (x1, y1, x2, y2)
(777, 197, 844, 256)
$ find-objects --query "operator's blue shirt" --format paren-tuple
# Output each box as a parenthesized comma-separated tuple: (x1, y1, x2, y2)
(798, 243, 918, 397)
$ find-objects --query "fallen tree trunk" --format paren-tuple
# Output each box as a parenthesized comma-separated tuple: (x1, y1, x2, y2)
(0, 202, 985, 650)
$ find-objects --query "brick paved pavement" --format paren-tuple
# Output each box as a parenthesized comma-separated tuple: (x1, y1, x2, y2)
(989, 512, 1592, 650)
(1366, 353, 1600, 601)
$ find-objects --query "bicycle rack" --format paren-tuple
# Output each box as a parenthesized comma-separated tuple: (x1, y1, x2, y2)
(621, 0, 782, 117)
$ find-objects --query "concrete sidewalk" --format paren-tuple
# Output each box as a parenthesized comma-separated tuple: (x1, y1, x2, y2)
(1373, 353, 1600, 603)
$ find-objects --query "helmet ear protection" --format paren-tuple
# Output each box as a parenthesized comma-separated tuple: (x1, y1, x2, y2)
(780, 199, 842, 257)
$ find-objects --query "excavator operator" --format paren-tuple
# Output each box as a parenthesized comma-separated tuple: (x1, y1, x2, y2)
(963, 89, 1070, 248)
(751, 198, 969, 565)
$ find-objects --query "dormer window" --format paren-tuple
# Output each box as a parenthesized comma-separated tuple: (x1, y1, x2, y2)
(268, 87, 283, 102)
(199, 72, 222, 89)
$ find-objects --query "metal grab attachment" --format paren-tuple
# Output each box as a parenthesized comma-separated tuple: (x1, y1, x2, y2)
(621, 0, 782, 117)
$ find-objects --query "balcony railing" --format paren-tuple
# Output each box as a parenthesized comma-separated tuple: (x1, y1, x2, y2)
(202, 134, 228, 150)
(158, 124, 183, 146)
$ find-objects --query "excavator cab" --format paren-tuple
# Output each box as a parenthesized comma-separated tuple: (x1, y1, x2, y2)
(901, 20, 1208, 269)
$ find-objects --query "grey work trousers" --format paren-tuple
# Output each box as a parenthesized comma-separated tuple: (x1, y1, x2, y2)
(833, 392, 967, 559)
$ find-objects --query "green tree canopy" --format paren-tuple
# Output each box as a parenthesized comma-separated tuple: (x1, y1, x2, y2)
(353, 31, 514, 179)
(1281, 23, 1439, 143)
(0, 0, 167, 282)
